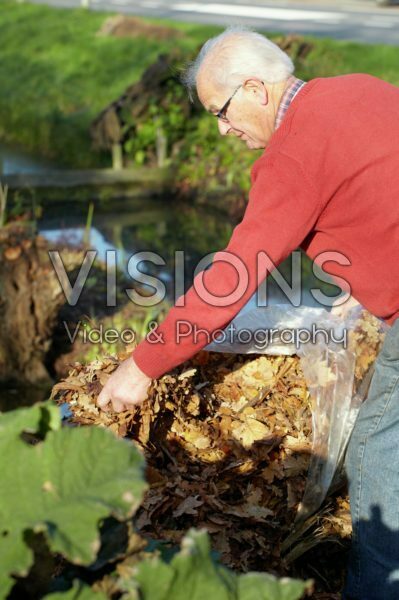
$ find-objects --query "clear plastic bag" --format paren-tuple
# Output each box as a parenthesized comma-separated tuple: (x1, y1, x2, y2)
(205, 303, 387, 528)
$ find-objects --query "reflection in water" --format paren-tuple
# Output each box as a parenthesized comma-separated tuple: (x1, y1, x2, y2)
(0, 196, 339, 409)
(39, 198, 338, 309)
(0, 142, 57, 175)
(41, 227, 118, 263)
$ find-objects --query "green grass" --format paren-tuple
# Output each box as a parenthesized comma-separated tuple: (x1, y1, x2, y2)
(0, 2, 218, 167)
(296, 37, 399, 84)
(0, 2, 398, 169)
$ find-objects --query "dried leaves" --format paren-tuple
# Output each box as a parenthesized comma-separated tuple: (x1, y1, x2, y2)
(52, 310, 386, 593)
(53, 351, 313, 572)
(349, 310, 386, 382)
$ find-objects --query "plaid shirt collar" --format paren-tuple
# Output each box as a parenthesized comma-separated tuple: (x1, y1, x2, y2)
(275, 77, 306, 130)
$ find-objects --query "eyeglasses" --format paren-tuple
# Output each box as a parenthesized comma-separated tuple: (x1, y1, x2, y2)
(214, 84, 242, 122)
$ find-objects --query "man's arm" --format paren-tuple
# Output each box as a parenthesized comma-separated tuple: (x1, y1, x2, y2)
(98, 153, 325, 411)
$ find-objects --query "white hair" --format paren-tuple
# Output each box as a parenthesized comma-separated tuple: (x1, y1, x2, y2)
(182, 26, 294, 99)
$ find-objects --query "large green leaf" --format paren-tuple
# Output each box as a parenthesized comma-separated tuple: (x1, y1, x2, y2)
(124, 530, 311, 600)
(0, 401, 60, 440)
(0, 402, 147, 598)
(0, 529, 33, 599)
(237, 572, 312, 600)
(131, 529, 234, 600)
(0, 402, 60, 594)
(46, 580, 107, 600)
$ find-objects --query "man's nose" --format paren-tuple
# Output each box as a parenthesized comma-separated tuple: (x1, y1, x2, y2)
(218, 119, 230, 136)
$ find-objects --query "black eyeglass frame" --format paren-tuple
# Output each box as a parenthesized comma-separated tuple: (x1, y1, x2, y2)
(215, 84, 242, 122)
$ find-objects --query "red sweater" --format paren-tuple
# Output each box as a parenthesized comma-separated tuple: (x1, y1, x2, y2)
(133, 74, 399, 379)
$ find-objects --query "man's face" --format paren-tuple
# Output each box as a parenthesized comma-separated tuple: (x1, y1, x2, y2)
(197, 74, 272, 150)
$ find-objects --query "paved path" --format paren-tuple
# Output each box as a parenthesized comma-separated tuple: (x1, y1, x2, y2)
(34, 0, 399, 45)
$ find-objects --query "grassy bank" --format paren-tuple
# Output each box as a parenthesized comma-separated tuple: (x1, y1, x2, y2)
(1, 2, 399, 174)
(0, 2, 218, 167)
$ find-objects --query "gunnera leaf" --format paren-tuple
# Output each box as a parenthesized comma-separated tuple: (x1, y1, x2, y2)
(237, 572, 312, 600)
(122, 529, 311, 600)
(45, 580, 107, 599)
(0, 402, 147, 597)
(129, 529, 234, 600)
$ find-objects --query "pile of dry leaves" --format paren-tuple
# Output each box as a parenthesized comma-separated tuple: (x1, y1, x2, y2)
(52, 310, 385, 595)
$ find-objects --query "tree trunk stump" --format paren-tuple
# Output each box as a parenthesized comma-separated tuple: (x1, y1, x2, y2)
(0, 225, 82, 384)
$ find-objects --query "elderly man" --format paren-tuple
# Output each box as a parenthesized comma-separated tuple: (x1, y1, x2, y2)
(98, 28, 399, 599)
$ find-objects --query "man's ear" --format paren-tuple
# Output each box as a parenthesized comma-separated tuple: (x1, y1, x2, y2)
(243, 78, 268, 106)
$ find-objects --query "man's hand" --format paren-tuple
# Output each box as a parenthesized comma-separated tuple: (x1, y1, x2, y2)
(97, 357, 152, 413)
(330, 294, 360, 319)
